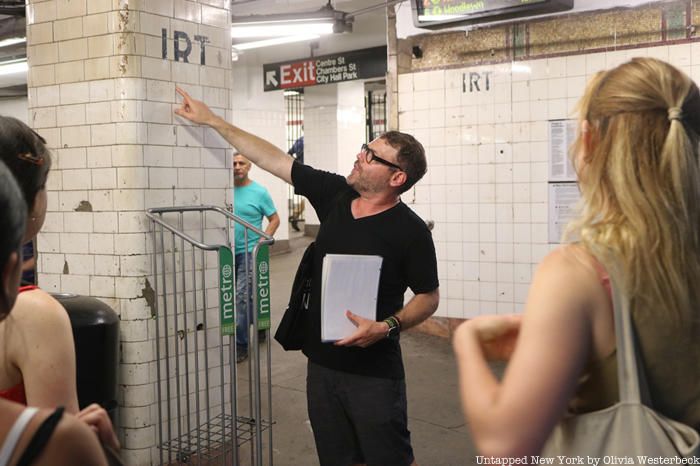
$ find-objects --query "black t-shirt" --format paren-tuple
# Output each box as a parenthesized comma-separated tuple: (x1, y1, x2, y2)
(292, 163, 439, 379)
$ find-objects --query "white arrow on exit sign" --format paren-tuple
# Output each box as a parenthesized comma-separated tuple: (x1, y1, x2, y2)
(265, 70, 278, 87)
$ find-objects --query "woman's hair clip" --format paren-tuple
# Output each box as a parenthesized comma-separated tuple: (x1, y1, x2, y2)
(17, 152, 45, 166)
(668, 106, 683, 122)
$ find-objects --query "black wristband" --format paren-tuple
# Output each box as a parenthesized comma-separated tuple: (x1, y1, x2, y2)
(383, 316, 400, 338)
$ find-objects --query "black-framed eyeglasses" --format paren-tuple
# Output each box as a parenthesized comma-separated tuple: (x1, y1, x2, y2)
(361, 143, 403, 171)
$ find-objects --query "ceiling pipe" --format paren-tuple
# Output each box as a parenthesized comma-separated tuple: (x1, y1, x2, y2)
(346, 0, 407, 19)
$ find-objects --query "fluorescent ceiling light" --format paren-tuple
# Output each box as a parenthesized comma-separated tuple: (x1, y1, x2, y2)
(0, 59, 27, 76)
(231, 4, 353, 39)
(232, 22, 334, 38)
(233, 34, 321, 51)
(0, 37, 26, 48)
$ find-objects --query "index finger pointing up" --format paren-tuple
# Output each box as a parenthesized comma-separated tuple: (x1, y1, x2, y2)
(176, 86, 190, 101)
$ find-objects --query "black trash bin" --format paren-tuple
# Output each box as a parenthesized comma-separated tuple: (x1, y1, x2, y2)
(52, 293, 120, 424)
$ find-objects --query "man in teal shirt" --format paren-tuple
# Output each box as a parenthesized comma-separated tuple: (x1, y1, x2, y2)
(234, 153, 280, 362)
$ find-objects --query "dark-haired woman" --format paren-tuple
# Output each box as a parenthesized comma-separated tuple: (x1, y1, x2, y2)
(0, 116, 119, 452)
(0, 160, 107, 466)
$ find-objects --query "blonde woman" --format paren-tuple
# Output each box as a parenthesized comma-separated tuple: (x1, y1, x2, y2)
(452, 57, 700, 456)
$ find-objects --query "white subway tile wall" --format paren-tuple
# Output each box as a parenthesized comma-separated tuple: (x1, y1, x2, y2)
(27, 0, 233, 463)
(399, 43, 698, 319)
(230, 107, 290, 241)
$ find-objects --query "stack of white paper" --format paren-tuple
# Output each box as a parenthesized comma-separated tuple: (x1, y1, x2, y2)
(321, 254, 383, 342)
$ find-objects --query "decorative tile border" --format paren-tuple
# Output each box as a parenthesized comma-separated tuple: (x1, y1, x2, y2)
(404, 0, 696, 72)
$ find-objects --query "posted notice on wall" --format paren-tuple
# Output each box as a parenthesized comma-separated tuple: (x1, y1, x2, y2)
(548, 119, 578, 182)
(548, 182, 580, 243)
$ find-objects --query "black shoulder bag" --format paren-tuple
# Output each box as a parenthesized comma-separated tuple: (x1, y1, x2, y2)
(274, 242, 315, 351)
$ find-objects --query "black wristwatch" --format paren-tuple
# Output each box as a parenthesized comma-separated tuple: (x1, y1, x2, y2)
(383, 316, 401, 339)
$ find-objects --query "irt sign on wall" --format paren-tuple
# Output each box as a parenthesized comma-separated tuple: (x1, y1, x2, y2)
(162, 28, 209, 65)
(263, 46, 387, 92)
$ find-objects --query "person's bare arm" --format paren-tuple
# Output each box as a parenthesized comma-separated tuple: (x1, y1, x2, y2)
(394, 288, 440, 330)
(39, 413, 109, 466)
(8, 289, 79, 413)
(336, 288, 440, 348)
(451, 246, 610, 457)
(174, 87, 294, 184)
(265, 212, 280, 238)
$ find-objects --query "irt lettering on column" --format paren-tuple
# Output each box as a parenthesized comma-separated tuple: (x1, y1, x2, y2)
(194, 35, 209, 65)
(161, 28, 209, 65)
(174, 30, 192, 62)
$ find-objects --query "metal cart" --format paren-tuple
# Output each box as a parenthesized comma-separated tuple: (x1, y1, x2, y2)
(146, 205, 274, 466)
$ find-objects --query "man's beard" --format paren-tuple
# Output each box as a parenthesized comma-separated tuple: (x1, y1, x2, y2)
(347, 172, 383, 193)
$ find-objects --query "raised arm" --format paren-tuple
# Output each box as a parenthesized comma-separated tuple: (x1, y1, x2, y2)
(175, 87, 294, 184)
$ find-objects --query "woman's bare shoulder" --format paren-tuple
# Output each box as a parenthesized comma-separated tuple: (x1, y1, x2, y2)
(543, 243, 599, 269)
(8, 289, 71, 331)
(539, 244, 604, 284)
(528, 244, 608, 316)
(3, 289, 75, 386)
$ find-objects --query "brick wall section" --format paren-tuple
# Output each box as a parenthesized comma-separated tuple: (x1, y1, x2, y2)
(26, 1, 233, 464)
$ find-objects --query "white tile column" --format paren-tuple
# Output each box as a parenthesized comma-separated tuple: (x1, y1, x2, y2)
(26, 1, 233, 464)
(303, 80, 366, 230)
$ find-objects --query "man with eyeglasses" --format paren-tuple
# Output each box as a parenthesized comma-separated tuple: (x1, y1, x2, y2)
(175, 87, 439, 466)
